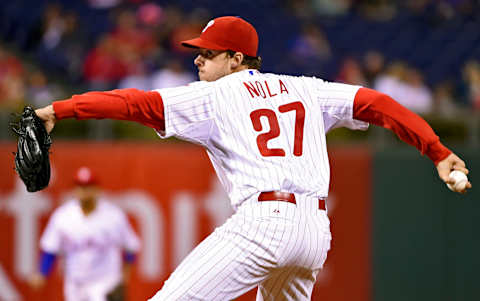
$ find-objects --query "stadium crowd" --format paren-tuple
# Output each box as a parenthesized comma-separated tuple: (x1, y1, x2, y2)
(1, 0, 479, 139)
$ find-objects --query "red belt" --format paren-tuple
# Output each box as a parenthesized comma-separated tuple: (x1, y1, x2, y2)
(258, 191, 326, 210)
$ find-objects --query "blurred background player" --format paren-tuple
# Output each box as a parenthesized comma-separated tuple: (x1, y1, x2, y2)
(29, 166, 141, 301)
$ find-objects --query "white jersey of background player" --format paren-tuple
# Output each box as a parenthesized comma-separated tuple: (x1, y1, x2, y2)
(35, 16, 471, 301)
(31, 167, 140, 301)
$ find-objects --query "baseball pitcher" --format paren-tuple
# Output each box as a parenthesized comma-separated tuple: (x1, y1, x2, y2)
(33, 16, 471, 301)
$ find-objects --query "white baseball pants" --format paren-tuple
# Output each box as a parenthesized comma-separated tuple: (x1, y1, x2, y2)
(149, 194, 332, 301)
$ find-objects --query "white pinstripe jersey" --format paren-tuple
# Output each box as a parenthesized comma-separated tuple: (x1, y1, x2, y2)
(40, 199, 140, 282)
(155, 70, 368, 209)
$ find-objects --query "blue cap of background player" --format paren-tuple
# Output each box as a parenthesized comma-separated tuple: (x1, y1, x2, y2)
(74, 167, 98, 186)
(181, 16, 258, 57)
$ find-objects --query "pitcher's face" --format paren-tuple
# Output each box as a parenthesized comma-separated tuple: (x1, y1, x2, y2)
(194, 49, 232, 82)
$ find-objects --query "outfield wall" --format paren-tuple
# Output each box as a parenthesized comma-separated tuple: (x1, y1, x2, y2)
(0, 142, 371, 301)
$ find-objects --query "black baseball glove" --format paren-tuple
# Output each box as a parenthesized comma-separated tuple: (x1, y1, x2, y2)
(10, 106, 52, 192)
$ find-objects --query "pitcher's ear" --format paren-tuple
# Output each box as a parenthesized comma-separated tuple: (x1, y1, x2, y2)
(230, 52, 244, 69)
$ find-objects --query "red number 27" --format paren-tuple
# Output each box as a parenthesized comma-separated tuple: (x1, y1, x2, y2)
(249, 101, 305, 157)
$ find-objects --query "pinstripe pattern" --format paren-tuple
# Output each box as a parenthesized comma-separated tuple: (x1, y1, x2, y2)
(150, 70, 366, 300)
(150, 197, 331, 301)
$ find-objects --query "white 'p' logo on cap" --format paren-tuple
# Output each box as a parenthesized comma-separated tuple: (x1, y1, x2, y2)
(202, 20, 215, 33)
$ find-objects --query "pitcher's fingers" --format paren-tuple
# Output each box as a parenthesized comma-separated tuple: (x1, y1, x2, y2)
(438, 170, 450, 183)
(452, 166, 469, 175)
(452, 158, 466, 168)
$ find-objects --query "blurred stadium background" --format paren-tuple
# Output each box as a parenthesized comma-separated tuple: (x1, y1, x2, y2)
(0, 0, 479, 300)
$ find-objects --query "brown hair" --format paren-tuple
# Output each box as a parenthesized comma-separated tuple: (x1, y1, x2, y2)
(226, 50, 262, 70)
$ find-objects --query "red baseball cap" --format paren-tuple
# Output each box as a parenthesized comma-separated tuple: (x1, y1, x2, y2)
(74, 167, 98, 186)
(181, 16, 258, 57)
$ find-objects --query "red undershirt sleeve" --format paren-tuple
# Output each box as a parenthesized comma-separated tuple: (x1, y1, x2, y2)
(353, 87, 451, 165)
(52, 88, 165, 131)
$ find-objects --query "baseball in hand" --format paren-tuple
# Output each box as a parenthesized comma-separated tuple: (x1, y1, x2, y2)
(447, 170, 468, 191)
